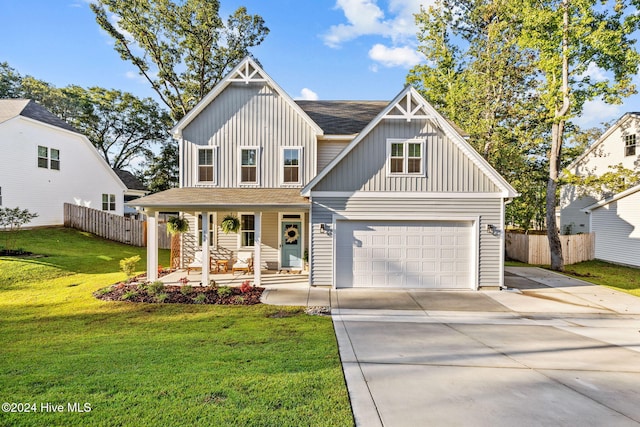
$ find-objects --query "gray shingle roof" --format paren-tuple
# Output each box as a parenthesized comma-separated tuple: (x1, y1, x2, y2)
(114, 168, 148, 191)
(129, 188, 309, 211)
(295, 100, 388, 135)
(0, 99, 79, 133)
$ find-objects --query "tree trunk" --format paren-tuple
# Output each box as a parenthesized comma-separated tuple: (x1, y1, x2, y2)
(546, 122, 564, 270)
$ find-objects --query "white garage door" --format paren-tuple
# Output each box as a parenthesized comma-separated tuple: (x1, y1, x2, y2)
(336, 220, 473, 289)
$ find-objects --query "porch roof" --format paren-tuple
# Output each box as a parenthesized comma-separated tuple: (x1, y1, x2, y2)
(128, 188, 309, 212)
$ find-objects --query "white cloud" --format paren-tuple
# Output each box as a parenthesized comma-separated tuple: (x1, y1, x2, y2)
(572, 98, 621, 128)
(323, 0, 429, 48)
(296, 88, 319, 100)
(368, 44, 423, 68)
(580, 62, 608, 82)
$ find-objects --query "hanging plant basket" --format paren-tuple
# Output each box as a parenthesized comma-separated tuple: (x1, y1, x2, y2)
(221, 214, 240, 234)
(167, 216, 189, 235)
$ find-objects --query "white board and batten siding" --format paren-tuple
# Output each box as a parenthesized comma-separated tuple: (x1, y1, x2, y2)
(590, 190, 640, 267)
(180, 83, 318, 188)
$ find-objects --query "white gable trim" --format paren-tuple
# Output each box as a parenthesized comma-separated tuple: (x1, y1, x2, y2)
(302, 86, 518, 198)
(172, 57, 323, 138)
(581, 183, 640, 212)
(565, 113, 639, 172)
(8, 115, 127, 192)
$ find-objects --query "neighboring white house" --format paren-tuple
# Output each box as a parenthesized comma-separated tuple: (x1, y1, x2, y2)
(560, 113, 640, 267)
(0, 99, 127, 227)
(132, 57, 518, 289)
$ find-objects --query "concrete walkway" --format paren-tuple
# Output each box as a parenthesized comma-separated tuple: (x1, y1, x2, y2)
(262, 267, 640, 426)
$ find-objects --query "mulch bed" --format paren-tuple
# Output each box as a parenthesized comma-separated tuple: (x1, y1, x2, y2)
(0, 249, 34, 257)
(94, 282, 264, 305)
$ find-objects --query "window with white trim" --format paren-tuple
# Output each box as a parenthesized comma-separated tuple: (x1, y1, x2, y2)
(240, 214, 255, 247)
(102, 194, 116, 211)
(282, 148, 301, 184)
(388, 139, 425, 175)
(198, 213, 215, 247)
(197, 147, 215, 183)
(50, 148, 60, 170)
(625, 134, 636, 157)
(37, 146, 48, 168)
(240, 148, 258, 184)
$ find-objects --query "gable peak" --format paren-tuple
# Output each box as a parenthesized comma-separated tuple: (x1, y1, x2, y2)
(228, 58, 267, 84)
(384, 87, 432, 122)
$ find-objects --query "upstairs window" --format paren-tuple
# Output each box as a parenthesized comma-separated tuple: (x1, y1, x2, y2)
(38, 146, 48, 168)
(388, 139, 425, 176)
(625, 134, 636, 157)
(240, 214, 255, 247)
(37, 146, 60, 170)
(197, 147, 215, 183)
(240, 148, 258, 184)
(50, 148, 60, 170)
(282, 148, 301, 184)
(102, 194, 116, 211)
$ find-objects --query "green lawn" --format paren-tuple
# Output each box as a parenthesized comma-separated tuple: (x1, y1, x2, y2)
(506, 259, 640, 298)
(0, 228, 352, 426)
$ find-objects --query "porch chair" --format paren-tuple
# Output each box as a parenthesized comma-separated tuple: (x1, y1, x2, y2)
(232, 251, 253, 274)
(187, 251, 214, 275)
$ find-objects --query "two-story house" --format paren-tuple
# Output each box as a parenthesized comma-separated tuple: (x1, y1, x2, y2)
(0, 99, 128, 227)
(560, 113, 640, 267)
(132, 57, 518, 289)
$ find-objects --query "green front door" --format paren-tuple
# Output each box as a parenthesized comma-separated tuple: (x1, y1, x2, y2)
(281, 221, 302, 268)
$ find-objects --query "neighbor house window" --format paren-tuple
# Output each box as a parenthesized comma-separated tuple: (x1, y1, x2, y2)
(625, 134, 636, 156)
(282, 148, 301, 184)
(50, 148, 60, 170)
(240, 214, 255, 247)
(197, 147, 215, 183)
(198, 213, 215, 247)
(102, 194, 116, 211)
(37, 146, 48, 168)
(388, 139, 424, 175)
(240, 148, 258, 184)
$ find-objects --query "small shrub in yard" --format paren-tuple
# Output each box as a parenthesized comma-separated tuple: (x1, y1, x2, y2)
(156, 293, 169, 303)
(119, 255, 141, 277)
(233, 296, 245, 304)
(147, 280, 165, 295)
(193, 294, 207, 304)
(97, 286, 113, 295)
(240, 280, 252, 294)
(180, 285, 193, 295)
(122, 290, 138, 300)
(217, 286, 233, 297)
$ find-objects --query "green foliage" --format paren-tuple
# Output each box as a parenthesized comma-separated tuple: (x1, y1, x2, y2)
(166, 215, 189, 235)
(217, 286, 233, 298)
(0, 207, 39, 251)
(147, 280, 165, 295)
(155, 292, 169, 303)
(119, 255, 141, 277)
(137, 139, 179, 192)
(193, 293, 207, 304)
(221, 214, 240, 234)
(180, 285, 194, 296)
(122, 290, 138, 300)
(90, 0, 269, 121)
(564, 164, 640, 198)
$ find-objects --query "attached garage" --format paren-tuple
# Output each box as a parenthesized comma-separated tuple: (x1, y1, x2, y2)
(335, 220, 476, 289)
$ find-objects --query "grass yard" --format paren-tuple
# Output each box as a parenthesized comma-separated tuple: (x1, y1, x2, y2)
(506, 259, 640, 297)
(0, 228, 352, 426)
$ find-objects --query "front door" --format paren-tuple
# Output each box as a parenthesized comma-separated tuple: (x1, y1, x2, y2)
(281, 221, 302, 269)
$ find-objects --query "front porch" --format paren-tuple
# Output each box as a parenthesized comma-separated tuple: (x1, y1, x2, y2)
(160, 268, 310, 287)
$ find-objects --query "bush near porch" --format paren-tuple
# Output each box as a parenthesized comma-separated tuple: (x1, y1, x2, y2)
(0, 227, 352, 426)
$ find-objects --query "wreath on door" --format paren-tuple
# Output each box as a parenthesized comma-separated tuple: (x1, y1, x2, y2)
(284, 225, 299, 244)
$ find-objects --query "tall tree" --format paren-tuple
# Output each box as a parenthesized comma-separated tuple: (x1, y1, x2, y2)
(408, 0, 548, 230)
(65, 86, 171, 169)
(137, 139, 180, 193)
(515, 0, 640, 271)
(90, 0, 269, 120)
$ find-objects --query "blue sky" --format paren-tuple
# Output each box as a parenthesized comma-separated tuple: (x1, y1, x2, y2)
(1, 0, 639, 128)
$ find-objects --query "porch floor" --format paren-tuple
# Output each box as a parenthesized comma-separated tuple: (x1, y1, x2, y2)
(160, 268, 310, 287)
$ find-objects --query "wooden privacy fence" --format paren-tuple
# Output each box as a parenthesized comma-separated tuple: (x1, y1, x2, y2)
(506, 231, 594, 265)
(64, 203, 170, 249)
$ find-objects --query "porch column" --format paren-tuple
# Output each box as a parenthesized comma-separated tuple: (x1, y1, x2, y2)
(201, 211, 210, 286)
(254, 212, 262, 286)
(146, 210, 159, 282)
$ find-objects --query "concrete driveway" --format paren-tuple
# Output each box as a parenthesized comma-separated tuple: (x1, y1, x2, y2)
(332, 267, 640, 426)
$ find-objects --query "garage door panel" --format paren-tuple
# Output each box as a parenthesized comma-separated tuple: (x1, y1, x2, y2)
(336, 220, 473, 289)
